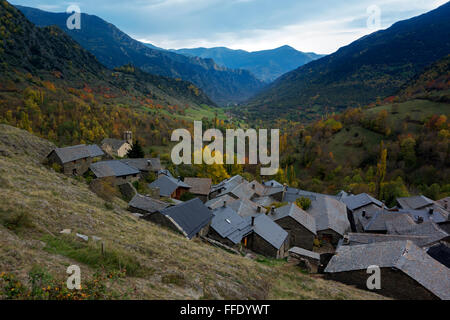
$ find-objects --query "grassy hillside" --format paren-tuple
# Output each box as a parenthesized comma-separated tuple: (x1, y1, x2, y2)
(0, 124, 387, 300)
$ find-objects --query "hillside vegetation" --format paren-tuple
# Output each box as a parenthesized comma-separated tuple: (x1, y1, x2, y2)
(271, 55, 450, 205)
(16, 5, 265, 106)
(241, 2, 450, 122)
(0, 124, 387, 300)
(0, 0, 223, 148)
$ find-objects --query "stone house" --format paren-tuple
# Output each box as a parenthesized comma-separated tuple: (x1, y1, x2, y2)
(120, 158, 162, 178)
(148, 175, 191, 200)
(288, 247, 321, 273)
(269, 203, 317, 251)
(144, 198, 213, 240)
(89, 160, 140, 185)
(127, 194, 171, 216)
(101, 131, 133, 158)
(306, 195, 351, 245)
(46, 144, 104, 176)
(208, 204, 253, 248)
(246, 214, 289, 259)
(325, 240, 450, 300)
(184, 177, 212, 202)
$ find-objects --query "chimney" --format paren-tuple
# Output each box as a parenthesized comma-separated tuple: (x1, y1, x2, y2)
(417, 216, 424, 224)
(271, 182, 274, 187)
(271, 206, 276, 215)
(252, 183, 256, 190)
(444, 201, 448, 210)
(177, 176, 182, 182)
(123, 131, 133, 145)
(429, 208, 434, 215)
(282, 183, 287, 202)
(251, 216, 255, 226)
(343, 235, 350, 245)
(257, 206, 262, 213)
(223, 201, 227, 208)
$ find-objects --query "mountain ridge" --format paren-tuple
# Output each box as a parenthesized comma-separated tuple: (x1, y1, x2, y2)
(15, 5, 265, 106)
(170, 45, 324, 82)
(242, 2, 450, 122)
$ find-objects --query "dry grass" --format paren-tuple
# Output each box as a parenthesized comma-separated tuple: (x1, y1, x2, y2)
(0, 124, 388, 300)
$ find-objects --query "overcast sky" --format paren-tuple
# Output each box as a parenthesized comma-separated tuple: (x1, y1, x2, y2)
(11, 0, 449, 54)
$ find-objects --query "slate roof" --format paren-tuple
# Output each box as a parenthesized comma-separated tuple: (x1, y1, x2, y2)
(101, 138, 129, 151)
(250, 180, 284, 197)
(341, 193, 383, 211)
(249, 180, 266, 197)
(210, 206, 253, 244)
(252, 195, 278, 208)
(228, 198, 266, 217)
(211, 175, 244, 194)
(86, 144, 105, 158)
(282, 187, 331, 203)
(436, 197, 450, 210)
(358, 210, 415, 233)
(90, 160, 140, 178)
(270, 203, 317, 235)
(205, 195, 237, 210)
(325, 240, 450, 300)
(263, 180, 283, 188)
(288, 247, 320, 260)
(398, 208, 448, 224)
(387, 221, 450, 245)
(343, 233, 444, 248)
(120, 158, 161, 172)
(49, 144, 103, 163)
(158, 169, 173, 178)
(128, 194, 170, 214)
(397, 195, 435, 210)
(148, 175, 191, 198)
(160, 198, 213, 239)
(253, 214, 288, 250)
(307, 195, 350, 236)
(184, 178, 212, 196)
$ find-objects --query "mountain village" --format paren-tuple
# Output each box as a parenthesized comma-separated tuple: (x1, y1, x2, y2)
(44, 131, 450, 300)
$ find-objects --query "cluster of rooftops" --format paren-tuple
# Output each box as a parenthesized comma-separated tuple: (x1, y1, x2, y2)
(45, 139, 450, 300)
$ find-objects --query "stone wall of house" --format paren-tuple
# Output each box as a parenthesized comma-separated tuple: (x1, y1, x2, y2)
(288, 254, 320, 273)
(275, 216, 315, 250)
(326, 268, 439, 300)
(249, 233, 288, 259)
(47, 152, 91, 176)
(318, 229, 342, 246)
(207, 228, 237, 248)
(117, 144, 131, 158)
(113, 174, 140, 186)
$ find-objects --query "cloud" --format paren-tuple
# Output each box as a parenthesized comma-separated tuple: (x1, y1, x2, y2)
(10, 0, 449, 53)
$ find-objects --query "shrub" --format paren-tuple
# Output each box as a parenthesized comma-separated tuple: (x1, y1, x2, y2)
(180, 192, 196, 202)
(0, 209, 33, 232)
(296, 197, 312, 210)
(89, 177, 119, 202)
(51, 163, 62, 173)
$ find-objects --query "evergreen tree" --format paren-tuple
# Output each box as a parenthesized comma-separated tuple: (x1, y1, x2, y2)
(126, 140, 145, 158)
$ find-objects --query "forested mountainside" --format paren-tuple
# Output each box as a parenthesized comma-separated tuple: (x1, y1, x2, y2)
(172, 45, 324, 82)
(0, 0, 216, 147)
(271, 55, 450, 206)
(16, 5, 265, 106)
(241, 2, 450, 122)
